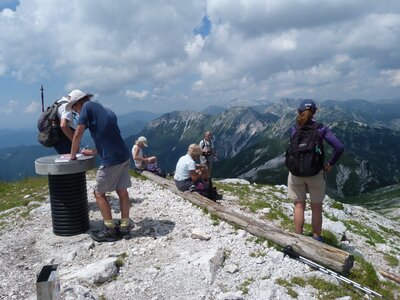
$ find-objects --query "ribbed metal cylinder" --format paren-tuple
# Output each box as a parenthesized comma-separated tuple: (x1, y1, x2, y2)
(48, 172, 89, 236)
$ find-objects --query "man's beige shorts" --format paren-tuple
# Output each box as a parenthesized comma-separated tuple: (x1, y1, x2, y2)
(95, 159, 131, 193)
(287, 170, 326, 203)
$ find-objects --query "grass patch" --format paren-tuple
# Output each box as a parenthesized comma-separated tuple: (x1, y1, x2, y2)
(115, 252, 128, 269)
(215, 182, 250, 200)
(241, 198, 271, 213)
(128, 169, 148, 180)
(210, 213, 220, 226)
(238, 277, 254, 295)
(275, 278, 298, 298)
(321, 230, 340, 247)
(383, 253, 399, 267)
(223, 249, 231, 263)
(343, 220, 385, 246)
(331, 201, 344, 210)
(249, 250, 266, 258)
(0, 176, 48, 214)
(348, 256, 397, 299)
(306, 276, 361, 299)
(115, 258, 124, 268)
(265, 208, 293, 230)
(378, 224, 400, 237)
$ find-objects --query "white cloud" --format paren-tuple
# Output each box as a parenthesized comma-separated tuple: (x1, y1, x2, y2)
(0, 0, 400, 128)
(270, 34, 297, 51)
(1, 100, 18, 114)
(125, 89, 149, 100)
(24, 101, 39, 113)
(185, 34, 205, 57)
(381, 69, 400, 87)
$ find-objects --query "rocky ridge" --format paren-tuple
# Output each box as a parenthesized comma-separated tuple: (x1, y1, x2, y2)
(0, 175, 399, 300)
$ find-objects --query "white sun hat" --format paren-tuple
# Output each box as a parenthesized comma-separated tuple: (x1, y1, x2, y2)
(65, 89, 93, 112)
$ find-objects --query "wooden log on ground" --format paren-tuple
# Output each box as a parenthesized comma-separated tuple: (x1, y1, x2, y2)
(378, 268, 400, 284)
(141, 171, 354, 275)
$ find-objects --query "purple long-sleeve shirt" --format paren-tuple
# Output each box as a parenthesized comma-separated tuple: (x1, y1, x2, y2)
(290, 120, 344, 166)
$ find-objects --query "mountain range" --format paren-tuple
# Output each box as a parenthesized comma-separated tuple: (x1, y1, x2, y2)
(132, 98, 400, 200)
(1, 98, 400, 201)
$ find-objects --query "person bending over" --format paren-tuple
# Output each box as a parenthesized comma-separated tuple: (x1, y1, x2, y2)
(66, 89, 132, 242)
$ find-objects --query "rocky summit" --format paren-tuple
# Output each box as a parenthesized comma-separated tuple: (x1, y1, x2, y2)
(0, 174, 399, 299)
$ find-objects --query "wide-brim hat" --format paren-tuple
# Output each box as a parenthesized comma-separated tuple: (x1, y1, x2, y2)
(65, 89, 93, 112)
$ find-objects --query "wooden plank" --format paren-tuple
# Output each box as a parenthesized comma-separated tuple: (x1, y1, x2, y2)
(378, 268, 400, 284)
(141, 171, 354, 275)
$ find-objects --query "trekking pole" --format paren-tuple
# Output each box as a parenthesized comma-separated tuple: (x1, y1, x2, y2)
(282, 246, 383, 298)
(41, 84, 44, 112)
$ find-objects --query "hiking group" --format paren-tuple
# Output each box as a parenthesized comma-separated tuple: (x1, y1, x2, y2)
(38, 93, 343, 243)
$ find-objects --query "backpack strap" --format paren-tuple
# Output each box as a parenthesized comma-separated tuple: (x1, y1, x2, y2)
(49, 100, 67, 123)
(201, 139, 206, 149)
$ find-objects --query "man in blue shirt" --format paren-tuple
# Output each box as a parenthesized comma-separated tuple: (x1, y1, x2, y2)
(66, 89, 131, 242)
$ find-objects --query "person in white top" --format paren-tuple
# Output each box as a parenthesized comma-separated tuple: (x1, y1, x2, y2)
(174, 144, 209, 191)
(53, 96, 77, 154)
(132, 136, 157, 170)
(199, 131, 216, 175)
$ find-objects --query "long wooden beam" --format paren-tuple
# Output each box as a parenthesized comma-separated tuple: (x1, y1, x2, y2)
(141, 171, 354, 275)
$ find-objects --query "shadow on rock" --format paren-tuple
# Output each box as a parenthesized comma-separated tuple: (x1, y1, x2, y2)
(131, 218, 175, 239)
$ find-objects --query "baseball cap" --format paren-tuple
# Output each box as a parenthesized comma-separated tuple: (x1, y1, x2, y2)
(298, 99, 317, 113)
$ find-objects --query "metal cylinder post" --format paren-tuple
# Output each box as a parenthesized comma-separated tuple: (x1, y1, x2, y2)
(35, 155, 96, 236)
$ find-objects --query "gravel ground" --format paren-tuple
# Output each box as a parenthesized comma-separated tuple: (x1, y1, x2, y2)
(0, 176, 397, 299)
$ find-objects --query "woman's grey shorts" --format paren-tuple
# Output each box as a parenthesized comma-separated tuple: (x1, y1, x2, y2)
(95, 159, 131, 193)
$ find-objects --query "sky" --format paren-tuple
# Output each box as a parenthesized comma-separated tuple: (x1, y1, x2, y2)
(0, 0, 400, 129)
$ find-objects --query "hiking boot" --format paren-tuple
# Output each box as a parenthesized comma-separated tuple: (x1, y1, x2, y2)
(90, 225, 119, 242)
(313, 236, 323, 242)
(118, 225, 132, 240)
(116, 220, 132, 239)
(215, 193, 223, 200)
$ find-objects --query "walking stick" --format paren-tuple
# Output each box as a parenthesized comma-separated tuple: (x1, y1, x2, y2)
(283, 246, 383, 298)
(41, 85, 44, 112)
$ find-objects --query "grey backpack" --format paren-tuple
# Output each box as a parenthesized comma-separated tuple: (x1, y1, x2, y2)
(37, 100, 65, 147)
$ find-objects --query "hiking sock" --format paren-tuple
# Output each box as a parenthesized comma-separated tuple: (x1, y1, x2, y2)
(120, 218, 129, 228)
(104, 220, 116, 228)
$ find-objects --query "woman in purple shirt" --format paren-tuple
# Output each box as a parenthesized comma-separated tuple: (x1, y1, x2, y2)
(287, 99, 344, 242)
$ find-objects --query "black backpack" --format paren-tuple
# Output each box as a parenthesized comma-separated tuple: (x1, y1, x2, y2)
(37, 100, 66, 147)
(285, 122, 324, 177)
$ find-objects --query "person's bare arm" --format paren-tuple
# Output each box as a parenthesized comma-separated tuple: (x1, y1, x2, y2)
(70, 124, 86, 160)
(59, 118, 75, 141)
(189, 169, 201, 182)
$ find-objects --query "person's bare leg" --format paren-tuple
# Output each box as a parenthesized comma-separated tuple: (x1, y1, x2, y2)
(94, 191, 113, 221)
(294, 201, 306, 234)
(116, 188, 130, 219)
(148, 156, 157, 164)
(311, 202, 323, 238)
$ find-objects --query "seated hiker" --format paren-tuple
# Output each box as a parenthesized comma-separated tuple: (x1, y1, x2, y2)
(174, 144, 222, 200)
(132, 136, 158, 171)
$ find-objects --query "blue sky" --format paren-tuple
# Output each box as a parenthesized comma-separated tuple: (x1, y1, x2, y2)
(1, 0, 400, 129)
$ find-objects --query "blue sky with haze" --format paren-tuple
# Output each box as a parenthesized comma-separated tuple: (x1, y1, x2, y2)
(0, 0, 399, 129)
